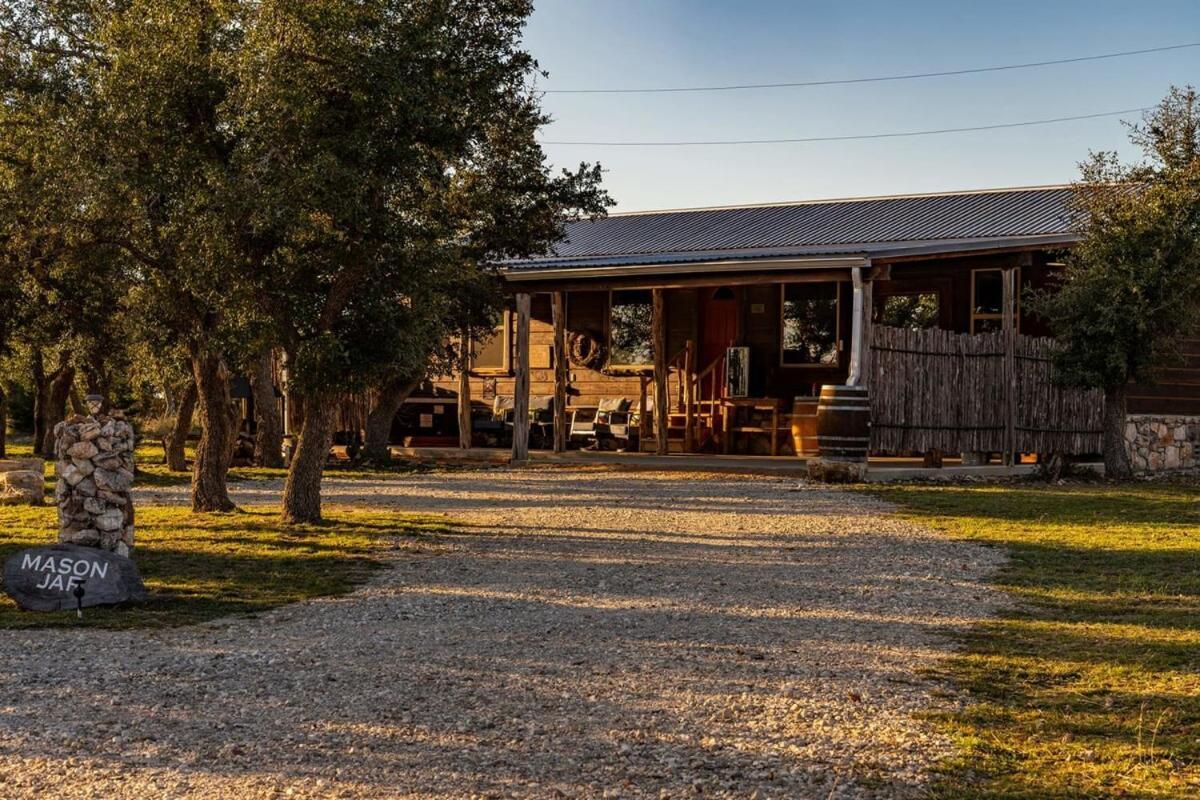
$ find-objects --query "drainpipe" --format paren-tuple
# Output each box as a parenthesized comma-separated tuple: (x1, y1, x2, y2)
(846, 266, 864, 387)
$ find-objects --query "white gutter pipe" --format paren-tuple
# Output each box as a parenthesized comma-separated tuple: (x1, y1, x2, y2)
(846, 266, 864, 387)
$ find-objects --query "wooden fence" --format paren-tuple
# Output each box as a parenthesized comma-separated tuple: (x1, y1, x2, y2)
(868, 325, 1103, 457)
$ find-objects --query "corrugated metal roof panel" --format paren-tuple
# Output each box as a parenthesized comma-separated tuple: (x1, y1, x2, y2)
(504, 186, 1079, 272)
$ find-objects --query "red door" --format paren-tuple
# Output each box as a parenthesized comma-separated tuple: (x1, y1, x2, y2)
(700, 287, 739, 368)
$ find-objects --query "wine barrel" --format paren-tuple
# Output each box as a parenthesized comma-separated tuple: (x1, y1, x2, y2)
(790, 397, 820, 457)
(816, 385, 870, 462)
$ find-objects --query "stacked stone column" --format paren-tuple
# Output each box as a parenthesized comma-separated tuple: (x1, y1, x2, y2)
(54, 407, 136, 557)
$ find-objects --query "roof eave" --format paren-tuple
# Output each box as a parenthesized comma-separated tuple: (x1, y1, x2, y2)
(870, 232, 1080, 261)
(501, 254, 870, 282)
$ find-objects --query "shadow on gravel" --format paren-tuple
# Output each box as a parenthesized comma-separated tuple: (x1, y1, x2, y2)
(1, 472, 987, 799)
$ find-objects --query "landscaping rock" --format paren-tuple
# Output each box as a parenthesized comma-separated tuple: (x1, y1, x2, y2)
(0, 470, 43, 506)
(806, 457, 868, 483)
(2, 543, 146, 611)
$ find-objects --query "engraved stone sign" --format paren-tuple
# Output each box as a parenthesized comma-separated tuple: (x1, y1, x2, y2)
(2, 544, 147, 612)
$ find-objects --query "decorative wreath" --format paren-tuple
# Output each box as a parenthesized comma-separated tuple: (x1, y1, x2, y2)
(569, 331, 605, 369)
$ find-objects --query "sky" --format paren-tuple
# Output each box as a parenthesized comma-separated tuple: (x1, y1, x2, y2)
(523, 0, 1200, 211)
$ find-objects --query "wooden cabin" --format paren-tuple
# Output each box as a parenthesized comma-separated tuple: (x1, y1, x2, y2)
(396, 185, 1199, 461)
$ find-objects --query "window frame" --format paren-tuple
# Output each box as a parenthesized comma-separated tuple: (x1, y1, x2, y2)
(467, 309, 512, 376)
(969, 268, 1021, 334)
(778, 281, 843, 369)
(605, 289, 657, 373)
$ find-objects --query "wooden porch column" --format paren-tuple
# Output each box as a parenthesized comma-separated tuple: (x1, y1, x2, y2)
(512, 292, 531, 463)
(552, 291, 568, 453)
(457, 338, 472, 450)
(683, 339, 695, 452)
(1001, 266, 1016, 467)
(652, 288, 669, 455)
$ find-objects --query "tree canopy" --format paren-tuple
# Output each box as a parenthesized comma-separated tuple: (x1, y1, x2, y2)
(1, 0, 609, 519)
(1032, 86, 1200, 476)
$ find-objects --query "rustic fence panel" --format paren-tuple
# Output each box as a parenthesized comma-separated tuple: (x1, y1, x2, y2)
(869, 326, 1006, 454)
(1013, 336, 1105, 454)
(869, 325, 1103, 456)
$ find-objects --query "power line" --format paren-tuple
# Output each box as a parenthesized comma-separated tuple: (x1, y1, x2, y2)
(539, 106, 1150, 147)
(544, 42, 1200, 94)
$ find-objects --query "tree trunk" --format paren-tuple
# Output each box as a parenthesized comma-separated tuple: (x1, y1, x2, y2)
(0, 382, 7, 459)
(1103, 386, 1133, 480)
(361, 375, 420, 464)
(31, 350, 46, 456)
(282, 393, 335, 523)
(250, 350, 284, 468)
(190, 348, 238, 512)
(41, 357, 75, 456)
(166, 380, 198, 472)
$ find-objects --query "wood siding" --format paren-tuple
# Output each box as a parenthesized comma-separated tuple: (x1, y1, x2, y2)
(1128, 337, 1200, 415)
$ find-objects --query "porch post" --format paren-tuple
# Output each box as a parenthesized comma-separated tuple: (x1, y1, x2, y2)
(552, 291, 568, 453)
(1001, 266, 1017, 467)
(512, 292, 531, 463)
(652, 288, 669, 455)
(457, 336, 472, 450)
(846, 266, 865, 386)
(683, 339, 695, 452)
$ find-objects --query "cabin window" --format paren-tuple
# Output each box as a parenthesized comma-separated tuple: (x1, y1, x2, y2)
(469, 311, 511, 374)
(780, 282, 840, 366)
(970, 268, 1020, 333)
(608, 289, 654, 368)
(875, 292, 940, 330)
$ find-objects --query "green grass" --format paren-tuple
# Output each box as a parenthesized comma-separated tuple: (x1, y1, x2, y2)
(3, 438, 432, 490)
(872, 480, 1200, 799)
(0, 503, 452, 629)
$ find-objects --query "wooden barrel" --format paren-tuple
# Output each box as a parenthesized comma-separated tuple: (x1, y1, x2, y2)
(816, 385, 870, 462)
(790, 397, 820, 457)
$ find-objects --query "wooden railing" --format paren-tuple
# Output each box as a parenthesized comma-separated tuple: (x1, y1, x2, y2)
(633, 340, 733, 453)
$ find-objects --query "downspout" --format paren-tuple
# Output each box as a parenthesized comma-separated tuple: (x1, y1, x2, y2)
(846, 265, 864, 387)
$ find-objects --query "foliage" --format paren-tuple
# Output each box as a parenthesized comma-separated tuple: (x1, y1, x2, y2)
(224, 0, 610, 397)
(877, 293, 940, 330)
(1031, 87, 1200, 393)
(874, 480, 1200, 799)
(0, 503, 452, 629)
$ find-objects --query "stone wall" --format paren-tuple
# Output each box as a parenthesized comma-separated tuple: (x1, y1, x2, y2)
(54, 411, 136, 556)
(1124, 415, 1200, 474)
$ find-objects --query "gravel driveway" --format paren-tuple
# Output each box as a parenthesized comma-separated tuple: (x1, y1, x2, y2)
(0, 467, 1002, 799)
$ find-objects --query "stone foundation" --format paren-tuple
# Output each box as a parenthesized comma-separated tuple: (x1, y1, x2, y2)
(54, 410, 136, 556)
(1124, 415, 1200, 474)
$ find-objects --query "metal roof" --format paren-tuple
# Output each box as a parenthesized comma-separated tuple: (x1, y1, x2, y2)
(503, 185, 1080, 275)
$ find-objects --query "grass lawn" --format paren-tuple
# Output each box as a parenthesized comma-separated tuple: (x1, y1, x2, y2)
(874, 480, 1200, 799)
(0, 503, 451, 629)
(3, 438, 432, 489)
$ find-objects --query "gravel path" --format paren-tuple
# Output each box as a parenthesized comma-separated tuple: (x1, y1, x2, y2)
(0, 467, 1003, 799)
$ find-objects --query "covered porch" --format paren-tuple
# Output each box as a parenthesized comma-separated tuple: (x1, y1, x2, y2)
(487, 256, 880, 461)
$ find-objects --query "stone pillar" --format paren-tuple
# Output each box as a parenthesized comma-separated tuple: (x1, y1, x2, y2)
(54, 396, 136, 557)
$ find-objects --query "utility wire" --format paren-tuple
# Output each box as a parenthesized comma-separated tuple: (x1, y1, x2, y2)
(540, 106, 1150, 147)
(544, 42, 1200, 94)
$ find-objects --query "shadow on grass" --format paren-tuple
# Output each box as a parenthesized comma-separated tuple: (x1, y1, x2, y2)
(874, 481, 1200, 800)
(0, 505, 452, 630)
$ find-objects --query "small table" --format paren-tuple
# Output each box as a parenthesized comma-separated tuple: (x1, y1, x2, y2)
(721, 398, 783, 456)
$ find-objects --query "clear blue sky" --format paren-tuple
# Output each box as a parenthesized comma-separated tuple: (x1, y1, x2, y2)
(523, 0, 1200, 211)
